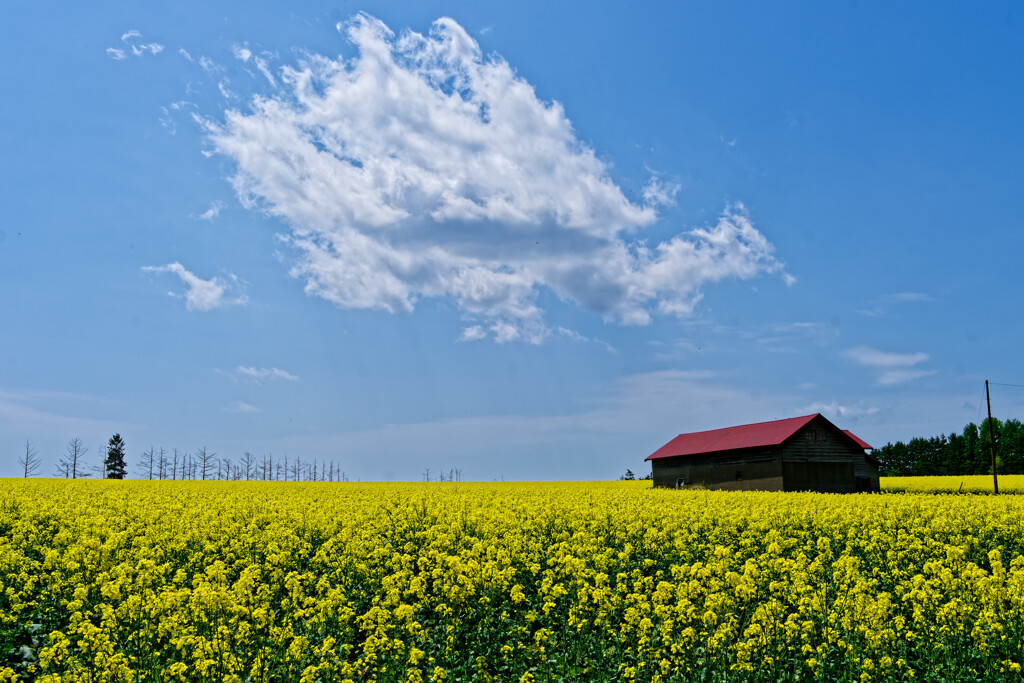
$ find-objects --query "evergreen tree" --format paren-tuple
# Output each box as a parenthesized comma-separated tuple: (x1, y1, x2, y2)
(105, 433, 127, 479)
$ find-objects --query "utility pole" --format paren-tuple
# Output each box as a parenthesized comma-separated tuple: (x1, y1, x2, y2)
(986, 380, 999, 495)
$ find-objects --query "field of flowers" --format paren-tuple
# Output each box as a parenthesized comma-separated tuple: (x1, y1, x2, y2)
(881, 475, 1024, 495)
(2, 480, 1024, 682)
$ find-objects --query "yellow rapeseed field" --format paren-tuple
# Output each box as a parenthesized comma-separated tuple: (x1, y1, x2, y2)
(881, 475, 1024, 495)
(2, 480, 1023, 682)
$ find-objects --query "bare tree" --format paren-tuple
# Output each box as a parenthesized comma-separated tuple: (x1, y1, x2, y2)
(196, 447, 216, 481)
(221, 457, 233, 481)
(91, 444, 107, 478)
(57, 438, 88, 479)
(242, 452, 255, 481)
(19, 440, 41, 477)
(171, 449, 180, 480)
(157, 448, 169, 480)
(139, 447, 156, 480)
(423, 467, 431, 483)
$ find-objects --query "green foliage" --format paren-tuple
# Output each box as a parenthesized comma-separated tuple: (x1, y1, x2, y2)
(875, 418, 1024, 477)
(104, 433, 127, 479)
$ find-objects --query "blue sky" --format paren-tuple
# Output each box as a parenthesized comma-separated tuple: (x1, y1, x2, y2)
(3, 2, 1023, 480)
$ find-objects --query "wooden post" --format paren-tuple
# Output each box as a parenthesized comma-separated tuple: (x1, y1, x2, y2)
(986, 380, 999, 495)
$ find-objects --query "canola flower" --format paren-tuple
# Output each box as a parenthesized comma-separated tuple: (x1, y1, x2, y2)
(881, 475, 1024, 495)
(1, 480, 1023, 682)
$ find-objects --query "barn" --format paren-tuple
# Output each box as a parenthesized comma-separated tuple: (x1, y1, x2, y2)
(645, 413, 879, 493)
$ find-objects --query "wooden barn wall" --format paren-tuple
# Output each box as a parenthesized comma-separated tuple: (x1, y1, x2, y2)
(651, 448, 783, 491)
(781, 418, 873, 492)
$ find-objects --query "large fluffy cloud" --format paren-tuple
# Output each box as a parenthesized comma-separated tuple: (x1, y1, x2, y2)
(204, 14, 789, 341)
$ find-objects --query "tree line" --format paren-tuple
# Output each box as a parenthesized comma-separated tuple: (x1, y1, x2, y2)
(873, 417, 1024, 477)
(16, 435, 351, 482)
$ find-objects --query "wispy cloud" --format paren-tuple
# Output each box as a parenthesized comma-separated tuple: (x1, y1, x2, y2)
(159, 101, 196, 135)
(225, 401, 261, 414)
(653, 319, 836, 360)
(458, 326, 488, 342)
(859, 292, 936, 317)
(642, 175, 681, 207)
(107, 29, 164, 60)
(232, 43, 277, 86)
(201, 14, 790, 343)
(555, 327, 617, 353)
(844, 345, 935, 385)
(0, 388, 132, 436)
(756, 321, 837, 350)
(141, 262, 248, 311)
(800, 400, 881, 420)
(197, 201, 224, 222)
(234, 366, 299, 383)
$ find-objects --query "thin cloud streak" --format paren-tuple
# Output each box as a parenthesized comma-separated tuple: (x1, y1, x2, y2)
(141, 262, 248, 312)
(108, 29, 164, 60)
(236, 366, 299, 382)
(844, 345, 935, 386)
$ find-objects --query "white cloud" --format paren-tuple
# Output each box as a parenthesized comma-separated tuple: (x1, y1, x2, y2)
(202, 14, 789, 342)
(801, 400, 881, 420)
(458, 325, 487, 342)
(873, 369, 936, 386)
(859, 291, 935, 317)
(232, 43, 278, 87)
(109, 29, 163, 59)
(235, 366, 299, 382)
(845, 346, 929, 368)
(198, 201, 224, 221)
(641, 175, 680, 207)
(844, 345, 935, 385)
(555, 326, 617, 353)
(141, 262, 247, 311)
(885, 292, 934, 303)
(225, 401, 261, 414)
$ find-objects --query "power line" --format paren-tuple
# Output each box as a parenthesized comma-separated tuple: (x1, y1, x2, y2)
(988, 382, 1024, 389)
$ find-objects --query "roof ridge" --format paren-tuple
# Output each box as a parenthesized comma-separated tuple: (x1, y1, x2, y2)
(646, 413, 832, 461)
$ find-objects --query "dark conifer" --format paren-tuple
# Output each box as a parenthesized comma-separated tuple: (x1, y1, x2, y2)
(105, 433, 127, 479)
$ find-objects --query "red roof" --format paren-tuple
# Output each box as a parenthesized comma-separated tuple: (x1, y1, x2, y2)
(842, 430, 873, 450)
(645, 413, 870, 461)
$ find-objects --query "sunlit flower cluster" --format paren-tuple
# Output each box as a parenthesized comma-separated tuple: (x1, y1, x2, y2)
(2, 480, 1023, 681)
